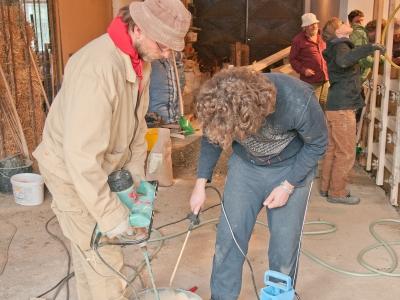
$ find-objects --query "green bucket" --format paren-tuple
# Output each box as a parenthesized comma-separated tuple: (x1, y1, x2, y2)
(0, 154, 33, 193)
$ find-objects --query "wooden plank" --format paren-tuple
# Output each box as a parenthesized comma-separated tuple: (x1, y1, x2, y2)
(248, 46, 291, 72)
(241, 43, 249, 66)
(391, 98, 400, 206)
(366, 0, 384, 171)
(28, 47, 50, 110)
(377, 0, 395, 185)
(372, 142, 393, 171)
(235, 42, 241, 66)
(374, 107, 396, 132)
(378, 74, 400, 91)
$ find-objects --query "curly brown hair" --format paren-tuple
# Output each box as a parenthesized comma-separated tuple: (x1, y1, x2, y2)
(196, 67, 276, 149)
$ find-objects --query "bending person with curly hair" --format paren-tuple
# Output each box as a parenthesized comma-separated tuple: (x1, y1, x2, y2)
(189, 67, 328, 300)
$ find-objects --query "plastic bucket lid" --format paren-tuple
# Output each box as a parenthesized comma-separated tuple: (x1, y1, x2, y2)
(10, 173, 44, 206)
(136, 288, 202, 300)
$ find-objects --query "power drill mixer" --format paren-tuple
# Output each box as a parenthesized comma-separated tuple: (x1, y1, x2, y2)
(90, 169, 160, 299)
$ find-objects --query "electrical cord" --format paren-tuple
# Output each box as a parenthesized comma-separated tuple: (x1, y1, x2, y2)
(94, 246, 140, 299)
(155, 202, 220, 230)
(220, 196, 260, 300)
(36, 272, 75, 299)
(36, 215, 72, 300)
(40, 185, 399, 300)
(0, 221, 17, 276)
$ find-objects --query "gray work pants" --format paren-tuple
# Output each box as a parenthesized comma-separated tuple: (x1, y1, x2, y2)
(210, 153, 314, 300)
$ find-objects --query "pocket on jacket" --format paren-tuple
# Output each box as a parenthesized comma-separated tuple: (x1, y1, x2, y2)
(44, 172, 87, 215)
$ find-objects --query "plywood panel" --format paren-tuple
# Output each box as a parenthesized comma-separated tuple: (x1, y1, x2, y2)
(56, 0, 113, 67)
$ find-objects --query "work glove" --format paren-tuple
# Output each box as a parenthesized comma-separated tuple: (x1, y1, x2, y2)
(105, 217, 130, 238)
(372, 43, 386, 54)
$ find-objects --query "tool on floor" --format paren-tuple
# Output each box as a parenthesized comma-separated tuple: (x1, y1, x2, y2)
(260, 270, 294, 300)
(169, 212, 200, 286)
(172, 52, 195, 136)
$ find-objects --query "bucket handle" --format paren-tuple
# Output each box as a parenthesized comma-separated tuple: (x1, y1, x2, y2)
(264, 270, 292, 292)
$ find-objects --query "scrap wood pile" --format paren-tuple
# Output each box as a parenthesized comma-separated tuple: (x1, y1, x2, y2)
(0, 1, 46, 161)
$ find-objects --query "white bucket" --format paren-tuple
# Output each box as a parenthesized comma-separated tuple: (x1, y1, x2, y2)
(10, 173, 44, 206)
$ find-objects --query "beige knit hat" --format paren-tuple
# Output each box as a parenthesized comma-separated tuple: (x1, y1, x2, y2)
(129, 0, 192, 51)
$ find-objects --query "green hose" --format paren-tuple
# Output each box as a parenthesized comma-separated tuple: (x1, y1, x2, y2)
(141, 217, 400, 279)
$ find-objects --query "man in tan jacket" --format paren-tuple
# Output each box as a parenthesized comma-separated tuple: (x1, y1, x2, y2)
(33, 1, 191, 299)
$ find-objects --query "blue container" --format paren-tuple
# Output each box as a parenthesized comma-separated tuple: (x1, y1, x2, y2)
(260, 271, 294, 300)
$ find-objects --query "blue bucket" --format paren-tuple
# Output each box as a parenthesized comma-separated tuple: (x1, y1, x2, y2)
(260, 270, 295, 300)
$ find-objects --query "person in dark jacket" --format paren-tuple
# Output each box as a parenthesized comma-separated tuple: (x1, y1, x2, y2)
(189, 67, 328, 300)
(320, 17, 385, 205)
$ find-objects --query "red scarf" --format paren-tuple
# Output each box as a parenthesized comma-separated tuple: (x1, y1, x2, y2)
(107, 17, 143, 80)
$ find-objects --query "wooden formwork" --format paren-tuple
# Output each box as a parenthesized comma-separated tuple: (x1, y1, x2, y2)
(361, 0, 400, 206)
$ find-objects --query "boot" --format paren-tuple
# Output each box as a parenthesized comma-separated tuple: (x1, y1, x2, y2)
(327, 195, 360, 205)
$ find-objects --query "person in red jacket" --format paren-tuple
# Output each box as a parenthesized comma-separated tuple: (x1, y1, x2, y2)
(290, 13, 329, 109)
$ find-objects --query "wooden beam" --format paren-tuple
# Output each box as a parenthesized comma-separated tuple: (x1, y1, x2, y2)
(376, 0, 396, 185)
(367, 0, 384, 171)
(28, 47, 50, 110)
(391, 91, 400, 206)
(247, 46, 291, 72)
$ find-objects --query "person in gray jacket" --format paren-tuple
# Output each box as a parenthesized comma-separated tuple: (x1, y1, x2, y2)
(189, 67, 328, 300)
(320, 18, 385, 205)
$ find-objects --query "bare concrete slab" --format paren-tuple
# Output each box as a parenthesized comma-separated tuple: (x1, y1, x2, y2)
(0, 163, 399, 300)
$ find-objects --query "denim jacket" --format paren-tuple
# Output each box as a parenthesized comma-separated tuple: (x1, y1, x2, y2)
(197, 73, 328, 187)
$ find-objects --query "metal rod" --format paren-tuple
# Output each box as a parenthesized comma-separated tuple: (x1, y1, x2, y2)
(172, 52, 185, 116)
(35, 0, 47, 73)
(46, 0, 58, 98)
(244, 0, 249, 44)
(141, 246, 160, 300)
(32, 0, 38, 51)
(17, 1, 38, 144)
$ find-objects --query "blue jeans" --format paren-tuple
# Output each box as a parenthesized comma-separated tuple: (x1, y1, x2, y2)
(210, 153, 314, 300)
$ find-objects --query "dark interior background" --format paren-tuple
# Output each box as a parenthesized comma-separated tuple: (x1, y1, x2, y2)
(192, 0, 304, 71)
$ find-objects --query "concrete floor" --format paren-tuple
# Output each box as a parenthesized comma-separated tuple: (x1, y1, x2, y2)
(0, 149, 399, 299)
